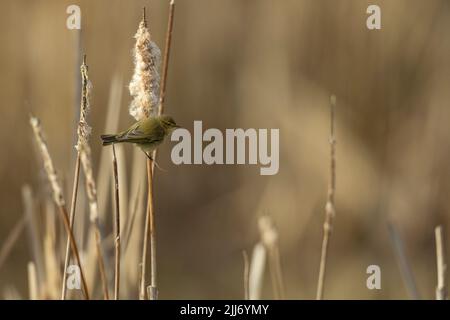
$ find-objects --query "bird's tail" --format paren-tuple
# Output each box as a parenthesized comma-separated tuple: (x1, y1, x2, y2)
(100, 134, 118, 146)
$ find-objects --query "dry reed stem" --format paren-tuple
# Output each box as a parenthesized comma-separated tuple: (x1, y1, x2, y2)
(61, 155, 80, 299)
(387, 223, 420, 299)
(30, 115, 89, 300)
(137, 2, 175, 299)
(43, 205, 61, 300)
(75, 56, 110, 300)
(22, 185, 45, 285)
(140, 159, 157, 300)
(123, 148, 146, 296)
(258, 216, 284, 299)
(0, 217, 25, 272)
(27, 262, 38, 300)
(158, 0, 176, 116)
(243, 250, 250, 300)
(435, 225, 447, 300)
(62, 55, 91, 299)
(142, 1, 176, 299)
(151, 0, 176, 174)
(112, 145, 121, 300)
(80, 143, 110, 300)
(86, 75, 122, 295)
(249, 242, 266, 300)
(316, 95, 337, 300)
(97, 75, 123, 223)
(123, 183, 142, 251)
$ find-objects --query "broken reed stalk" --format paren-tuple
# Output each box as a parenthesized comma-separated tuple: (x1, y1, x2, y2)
(316, 95, 337, 300)
(243, 251, 250, 300)
(75, 56, 109, 299)
(112, 145, 121, 300)
(435, 225, 447, 300)
(30, 116, 89, 299)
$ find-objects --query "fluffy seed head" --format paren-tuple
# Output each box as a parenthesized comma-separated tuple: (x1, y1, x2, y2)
(129, 14, 161, 120)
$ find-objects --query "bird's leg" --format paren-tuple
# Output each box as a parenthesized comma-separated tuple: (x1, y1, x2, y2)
(143, 151, 166, 172)
(144, 152, 153, 161)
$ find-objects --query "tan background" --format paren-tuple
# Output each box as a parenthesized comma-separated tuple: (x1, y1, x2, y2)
(0, 0, 449, 299)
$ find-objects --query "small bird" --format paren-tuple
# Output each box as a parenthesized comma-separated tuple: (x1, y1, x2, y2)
(101, 115, 180, 160)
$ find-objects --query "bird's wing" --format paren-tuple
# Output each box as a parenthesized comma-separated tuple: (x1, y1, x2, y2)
(116, 118, 164, 144)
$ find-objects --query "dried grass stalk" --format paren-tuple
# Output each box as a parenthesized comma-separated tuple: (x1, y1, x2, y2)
(86, 74, 122, 295)
(435, 225, 447, 300)
(258, 216, 284, 299)
(249, 242, 267, 300)
(61, 56, 92, 299)
(140, 159, 157, 300)
(0, 217, 25, 272)
(43, 205, 61, 300)
(242, 250, 250, 300)
(112, 145, 121, 300)
(61, 154, 80, 299)
(158, 0, 176, 115)
(30, 115, 89, 299)
(75, 57, 110, 300)
(316, 95, 337, 300)
(22, 185, 45, 292)
(27, 262, 39, 300)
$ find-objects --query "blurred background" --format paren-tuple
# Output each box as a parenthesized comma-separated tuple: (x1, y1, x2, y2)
(0, 0, 450, 299)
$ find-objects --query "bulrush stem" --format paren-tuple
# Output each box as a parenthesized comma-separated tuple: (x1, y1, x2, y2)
(435, 225, 447, 300)
(316, 95, 337, 300)
(140, 158, 157, 299)
(112, 145, 121, 300)
(151, 0, 176, 174)
(158, 0, 176, 116)
(140, 1, 176, 300)
(61, 153, 81, 299)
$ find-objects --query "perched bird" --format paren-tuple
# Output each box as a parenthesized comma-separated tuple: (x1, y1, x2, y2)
(101, 115, 179, 160)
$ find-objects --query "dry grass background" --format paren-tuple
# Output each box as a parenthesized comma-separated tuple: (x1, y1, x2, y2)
(0, 0, 450, 299)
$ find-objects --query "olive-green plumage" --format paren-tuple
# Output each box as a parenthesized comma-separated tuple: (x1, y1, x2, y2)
(101, 115, 179, 155)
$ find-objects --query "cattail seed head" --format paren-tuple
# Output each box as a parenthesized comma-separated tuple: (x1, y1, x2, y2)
(74, 57, 99, 223)
(129, 12, 161, 121)
(76, 58, 92, 152)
